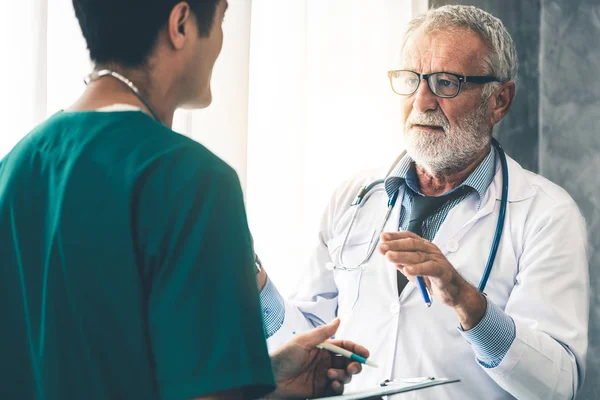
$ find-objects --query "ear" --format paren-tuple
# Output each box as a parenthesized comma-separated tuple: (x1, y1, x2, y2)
(167, 2, 194, 50)
(489, 81, 516, 126)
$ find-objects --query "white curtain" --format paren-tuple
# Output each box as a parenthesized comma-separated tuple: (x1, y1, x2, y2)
(0, 0, 91, 157)
(0, 0, 425, 296)
(246, 0, 425, 295)
(172, 0, 253, 188)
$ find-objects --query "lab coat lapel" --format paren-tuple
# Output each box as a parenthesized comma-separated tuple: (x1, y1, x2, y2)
(435, 152, 536, 253)
(434, 179, 499, 256)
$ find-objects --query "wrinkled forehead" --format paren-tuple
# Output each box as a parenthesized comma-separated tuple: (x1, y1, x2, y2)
(401, 26, 489, 76)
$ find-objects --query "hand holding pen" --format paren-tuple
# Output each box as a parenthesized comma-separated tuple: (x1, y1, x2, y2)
(270, 319, 371, 398)
(379, 231, 488, 330)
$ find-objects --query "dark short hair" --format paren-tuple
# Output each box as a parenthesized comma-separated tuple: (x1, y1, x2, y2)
(73, 0, 221, 67)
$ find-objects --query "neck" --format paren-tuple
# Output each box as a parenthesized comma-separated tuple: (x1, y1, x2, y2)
(68, 64, 177, 127)
(415, 145, 491, 196)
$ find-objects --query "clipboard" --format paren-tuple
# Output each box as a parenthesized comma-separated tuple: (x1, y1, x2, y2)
(312, 377, 460, 400)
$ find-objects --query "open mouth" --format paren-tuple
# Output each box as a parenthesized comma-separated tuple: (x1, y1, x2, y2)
(412, 124, 445, 132)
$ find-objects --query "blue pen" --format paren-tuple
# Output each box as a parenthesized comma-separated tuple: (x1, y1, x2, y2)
(417, 276, 431, 307)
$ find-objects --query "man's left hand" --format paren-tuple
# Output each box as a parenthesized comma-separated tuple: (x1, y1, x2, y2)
(378, 231, 487, 330)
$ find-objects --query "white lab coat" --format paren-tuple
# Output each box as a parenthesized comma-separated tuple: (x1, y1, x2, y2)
(267, 154, 589, 400)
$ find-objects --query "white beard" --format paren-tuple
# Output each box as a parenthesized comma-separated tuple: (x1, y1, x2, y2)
(403, 102, 491, 175)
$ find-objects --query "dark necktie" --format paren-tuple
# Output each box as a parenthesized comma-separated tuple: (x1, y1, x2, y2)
(397, 188, 468, 295)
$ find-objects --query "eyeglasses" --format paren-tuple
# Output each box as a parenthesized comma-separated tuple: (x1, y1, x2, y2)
(387, 70, 500, 98)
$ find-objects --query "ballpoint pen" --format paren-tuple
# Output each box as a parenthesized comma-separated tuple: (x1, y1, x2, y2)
(416, 276, 432, 307)
(316, 342, 379, 368)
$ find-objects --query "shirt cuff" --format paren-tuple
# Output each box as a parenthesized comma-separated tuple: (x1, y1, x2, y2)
(458, 298, 516, 368)
(259, 277, 286, 339)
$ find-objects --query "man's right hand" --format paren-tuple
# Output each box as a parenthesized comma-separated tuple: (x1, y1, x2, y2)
(268, 319, 370, 399)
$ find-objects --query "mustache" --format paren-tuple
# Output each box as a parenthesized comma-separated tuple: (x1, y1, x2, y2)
(407, 111, 450, 132)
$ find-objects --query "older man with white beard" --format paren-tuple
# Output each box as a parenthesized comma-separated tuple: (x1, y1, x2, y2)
(255, 5, 589, 400)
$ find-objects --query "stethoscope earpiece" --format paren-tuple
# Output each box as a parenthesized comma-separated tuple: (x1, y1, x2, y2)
(325, 262, 335, 271)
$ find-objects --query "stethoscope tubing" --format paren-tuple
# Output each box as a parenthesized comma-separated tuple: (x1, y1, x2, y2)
(334, 138, 508, 293)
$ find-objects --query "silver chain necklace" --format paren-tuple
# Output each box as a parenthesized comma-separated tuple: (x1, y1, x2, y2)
(84, 69, 163, 124)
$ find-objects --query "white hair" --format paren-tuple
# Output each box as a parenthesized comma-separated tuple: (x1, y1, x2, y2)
(403, 5, 519, 98)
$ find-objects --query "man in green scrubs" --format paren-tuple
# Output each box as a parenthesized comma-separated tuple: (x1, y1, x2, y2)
(0, 0, 368, 399)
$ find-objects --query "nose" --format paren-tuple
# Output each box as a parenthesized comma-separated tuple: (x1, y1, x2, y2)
(412, 78, 439, 114)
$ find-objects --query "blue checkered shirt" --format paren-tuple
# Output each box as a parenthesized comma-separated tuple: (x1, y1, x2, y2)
(260, 146, 515, 367)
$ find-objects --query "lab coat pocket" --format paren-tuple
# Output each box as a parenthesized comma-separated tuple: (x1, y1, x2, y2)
(327, 234, 371, 318)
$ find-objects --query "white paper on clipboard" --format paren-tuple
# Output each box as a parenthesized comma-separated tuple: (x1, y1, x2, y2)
(312, 377, 460, 400)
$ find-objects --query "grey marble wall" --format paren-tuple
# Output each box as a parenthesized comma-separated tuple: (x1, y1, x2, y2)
(540, 0, 600, 398)
(430, 0, 600, 397)
(430, 0, 541, 173)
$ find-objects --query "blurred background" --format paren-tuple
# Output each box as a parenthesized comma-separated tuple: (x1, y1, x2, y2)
(0, 0, 598, 397)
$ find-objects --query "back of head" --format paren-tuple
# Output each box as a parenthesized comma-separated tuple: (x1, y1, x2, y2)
(72, 0, 221, 67)
(404, 5, 518, 93)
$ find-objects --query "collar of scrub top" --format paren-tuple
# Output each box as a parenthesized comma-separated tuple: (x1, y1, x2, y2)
(383, 145, 497, 211)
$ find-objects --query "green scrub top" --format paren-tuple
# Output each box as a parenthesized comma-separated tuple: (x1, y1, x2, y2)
(0, 110, 276, 400)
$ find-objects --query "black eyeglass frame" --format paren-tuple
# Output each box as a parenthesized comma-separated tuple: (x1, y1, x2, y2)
(387, 69, 501, 98)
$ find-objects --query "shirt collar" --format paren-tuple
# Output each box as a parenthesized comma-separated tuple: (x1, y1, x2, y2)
(384, 145, 497, 207)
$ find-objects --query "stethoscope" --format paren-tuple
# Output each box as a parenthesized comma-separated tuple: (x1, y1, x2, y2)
(326, 138, 508, 293)
(84, 69, 163, 123)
